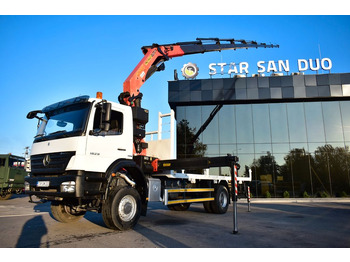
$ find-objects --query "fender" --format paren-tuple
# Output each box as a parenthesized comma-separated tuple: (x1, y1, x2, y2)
(105, 158, 148, 216)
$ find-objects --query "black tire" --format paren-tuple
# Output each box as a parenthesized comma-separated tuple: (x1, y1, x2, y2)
(167, 205, 176, 211)
(102, 186, 124, 230)
(167, 203, 191, 211)
(50, 201, 86, 223)
(211, 185, 229, 214)
(0, 193, 12, 200)
(203, 201, 213, 213)
(102, 186, 141, 230)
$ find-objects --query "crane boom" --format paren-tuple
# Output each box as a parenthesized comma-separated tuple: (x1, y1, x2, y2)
(119, 38, 279, 106)
(119, 37, 279, 155)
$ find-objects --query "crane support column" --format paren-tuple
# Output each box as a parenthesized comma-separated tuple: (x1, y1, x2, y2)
(232, 163, 238, 234)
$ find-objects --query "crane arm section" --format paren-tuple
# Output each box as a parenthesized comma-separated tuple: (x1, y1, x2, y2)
(120, 38, 279, 106)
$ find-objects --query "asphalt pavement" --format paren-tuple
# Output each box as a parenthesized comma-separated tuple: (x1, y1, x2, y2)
(0, 195, 349, 248)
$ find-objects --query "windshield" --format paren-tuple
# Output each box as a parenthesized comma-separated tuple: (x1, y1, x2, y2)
(35, 103, 91, 141)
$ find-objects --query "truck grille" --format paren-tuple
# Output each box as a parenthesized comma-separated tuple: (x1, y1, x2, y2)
(30, 152, 75, 175)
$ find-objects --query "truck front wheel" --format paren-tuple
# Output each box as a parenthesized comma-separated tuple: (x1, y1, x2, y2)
(102, 186, 141, 230)
(0, 192, 12, 200)
(50, 201, 86, 223)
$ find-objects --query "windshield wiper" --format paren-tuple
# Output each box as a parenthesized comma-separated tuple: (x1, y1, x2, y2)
(48, 130, 67, 136)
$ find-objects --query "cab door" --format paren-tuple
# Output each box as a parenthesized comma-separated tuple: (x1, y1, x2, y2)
(0, 157, 8, 187)
(85, 103, 133, 172)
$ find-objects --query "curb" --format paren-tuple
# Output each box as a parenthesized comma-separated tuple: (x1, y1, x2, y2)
(237, 197, 350, 203)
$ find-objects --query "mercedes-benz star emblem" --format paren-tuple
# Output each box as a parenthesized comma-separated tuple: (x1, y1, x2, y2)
(43, 154, 51, 167)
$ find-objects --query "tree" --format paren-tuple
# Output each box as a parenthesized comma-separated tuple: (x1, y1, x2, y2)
(176, 119, 207, 159)
(252, 151, 280, 177)
(251, 152, 280, 197)
(283, 148, 311, 197)
(314, 145, 350, 196)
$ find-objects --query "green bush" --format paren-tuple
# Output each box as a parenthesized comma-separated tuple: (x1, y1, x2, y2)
(303, 191, 310, 198)
(283, 191, 290, 198)
(265, 191, 271, 198)
(320, 191, 330, 198)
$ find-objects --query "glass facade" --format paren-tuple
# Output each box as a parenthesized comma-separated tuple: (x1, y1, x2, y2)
(176, 101, 350, 198)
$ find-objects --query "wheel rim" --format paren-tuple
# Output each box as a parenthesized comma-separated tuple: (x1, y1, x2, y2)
(118, 195, 137, 222)
(219, 191, 228, 208)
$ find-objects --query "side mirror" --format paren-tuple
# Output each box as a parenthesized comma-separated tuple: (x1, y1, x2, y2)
(103, 103, 112, 132)
(91, 101, 112, 135)
(27, 110, 42, 119)
(102, 103, 111, 132)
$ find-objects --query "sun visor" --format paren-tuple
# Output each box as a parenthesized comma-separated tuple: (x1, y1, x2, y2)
(42, 95, 90, 113)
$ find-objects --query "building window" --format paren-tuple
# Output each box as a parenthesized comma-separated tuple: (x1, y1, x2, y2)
(176, 100, 350, 197)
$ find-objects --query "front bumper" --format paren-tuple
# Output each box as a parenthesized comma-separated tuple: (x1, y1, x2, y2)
(25, 171, 86, 199)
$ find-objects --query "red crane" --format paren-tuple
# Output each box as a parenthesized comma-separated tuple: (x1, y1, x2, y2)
(118, 38, 279, 155)
(119, 38, 279, 107)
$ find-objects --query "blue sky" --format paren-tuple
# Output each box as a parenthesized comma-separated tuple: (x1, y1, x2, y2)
(1, 15, 350, 157)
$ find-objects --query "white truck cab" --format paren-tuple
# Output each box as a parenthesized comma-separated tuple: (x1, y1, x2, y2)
(29, 96, 134, 173)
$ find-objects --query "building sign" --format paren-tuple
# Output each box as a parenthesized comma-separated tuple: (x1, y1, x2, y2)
(209, 58, 333, 76)
(182, 62, 199, 79)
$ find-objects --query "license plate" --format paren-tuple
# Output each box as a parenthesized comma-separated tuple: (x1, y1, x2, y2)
(37, 181, 50, 187)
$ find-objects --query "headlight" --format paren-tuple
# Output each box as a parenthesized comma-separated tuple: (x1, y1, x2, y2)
(25, 159, 31, 172)
(60, 181, 76, 193)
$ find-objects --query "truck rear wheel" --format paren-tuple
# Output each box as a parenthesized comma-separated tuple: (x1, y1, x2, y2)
(211, 185, 229, 214)
(203, 201, 213, 213)
(102, 186, 141, 231)
(50, 201, 86, 223)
